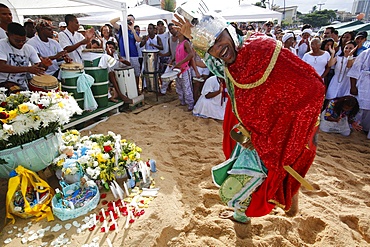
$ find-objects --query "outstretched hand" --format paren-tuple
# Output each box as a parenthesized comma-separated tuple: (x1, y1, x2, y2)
(172, 13, 193, 40)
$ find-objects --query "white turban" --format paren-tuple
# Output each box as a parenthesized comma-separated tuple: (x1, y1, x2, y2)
(282, 33, 294, 43)
(302, 29, 313, 35)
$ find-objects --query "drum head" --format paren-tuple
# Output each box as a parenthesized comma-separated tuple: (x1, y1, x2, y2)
(60, 62, 84, 70)
(161, 71, 178, 82)
(114, 66, 134, 71)
(82, 49, 104, 53)
(31, 75, 58, 87)
(142, 49, 159, 53)
(193, 77, 205, 83)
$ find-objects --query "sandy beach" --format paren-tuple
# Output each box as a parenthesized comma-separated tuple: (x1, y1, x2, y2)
(1, 90, 370, 247)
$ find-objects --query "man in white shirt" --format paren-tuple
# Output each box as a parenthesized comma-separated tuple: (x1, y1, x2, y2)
(0, 22, 45, 94)
(157, 20, 170, 74)
(58, 14, 94, 64)
(0, 3, 12, 40)
(28, 19, 71, 77)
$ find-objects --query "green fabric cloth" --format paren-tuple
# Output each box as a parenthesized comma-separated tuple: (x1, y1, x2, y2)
(61, 71, 97, 111)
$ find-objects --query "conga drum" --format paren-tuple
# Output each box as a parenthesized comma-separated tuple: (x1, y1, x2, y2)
(114, 66, 138, 99)
(60, 62, 84, 109)
(82, 49, 109, 107)
(161, 70, 178, 83)
(29, 75, 59, 92)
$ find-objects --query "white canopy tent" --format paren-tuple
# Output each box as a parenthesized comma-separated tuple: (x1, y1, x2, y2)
(0, 0, 135, 59)
(218, 3, 283, 23)
(78, 4, 174, 26)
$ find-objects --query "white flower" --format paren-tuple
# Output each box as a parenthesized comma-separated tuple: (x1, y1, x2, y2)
(102, 153, 110, 160)
(2, 124, 14, 134)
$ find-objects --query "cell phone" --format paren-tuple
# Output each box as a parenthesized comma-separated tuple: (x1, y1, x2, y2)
(127, 20, 132, 26)
(95, 30, 100, 37)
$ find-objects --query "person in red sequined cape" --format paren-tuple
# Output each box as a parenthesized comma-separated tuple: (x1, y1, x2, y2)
(211, 30, 325, 217)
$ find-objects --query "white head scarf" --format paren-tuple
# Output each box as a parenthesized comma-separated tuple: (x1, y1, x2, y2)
(282, 33, 294, 43)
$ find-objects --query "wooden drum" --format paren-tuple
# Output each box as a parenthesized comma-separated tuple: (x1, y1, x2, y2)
(29, 74, 59, 92)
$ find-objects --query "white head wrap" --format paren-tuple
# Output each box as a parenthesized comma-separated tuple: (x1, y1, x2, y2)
(282, 33, 294, 43)
(302, 29, 313, 35)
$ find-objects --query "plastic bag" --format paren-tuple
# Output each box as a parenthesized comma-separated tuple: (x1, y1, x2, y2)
(6, 166, 54, 224)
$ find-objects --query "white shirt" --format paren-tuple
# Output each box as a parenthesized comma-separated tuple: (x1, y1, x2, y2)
(0, 39, 41, 89)
(102, 36, 118, 51)
(144, 35, 160, 51)
(302, 52, 330, 77)
(0, 27, 6, 40)
(157, 32, 170, 55)
(347, 49, 370, 110)
(58, 28, 86, 64)
(27, 36, 63, 75)
(193, 76, 227, 120)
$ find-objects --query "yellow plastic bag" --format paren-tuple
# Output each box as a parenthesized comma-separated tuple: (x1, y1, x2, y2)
(6, 166, 54, 224)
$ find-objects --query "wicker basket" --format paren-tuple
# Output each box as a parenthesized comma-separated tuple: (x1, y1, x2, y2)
(0, 133, 60, 178)
(52, 182, 100, 221)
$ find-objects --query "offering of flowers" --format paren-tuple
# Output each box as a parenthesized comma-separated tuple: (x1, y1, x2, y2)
(52, 131, 143, 186)
(0, 89, 83, 150)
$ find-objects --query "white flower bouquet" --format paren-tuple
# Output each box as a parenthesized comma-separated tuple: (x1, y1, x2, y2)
(0, 90, 83, 150)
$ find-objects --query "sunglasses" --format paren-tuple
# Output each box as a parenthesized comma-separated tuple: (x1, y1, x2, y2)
(247, 28, 254, 30)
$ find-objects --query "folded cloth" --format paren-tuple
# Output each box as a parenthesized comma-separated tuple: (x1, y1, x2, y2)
(61, 70, 97, 111)
(77, 73, 97, 111)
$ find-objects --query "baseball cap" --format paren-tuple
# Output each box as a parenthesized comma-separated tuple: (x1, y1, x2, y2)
(78, 25, 85, 32)
(264, 21, 273, 26)
(36, 19, 56, 29)
(23, 18, 34, 25)
(355, 31, 368, 39)
(59, 22, 67, 27)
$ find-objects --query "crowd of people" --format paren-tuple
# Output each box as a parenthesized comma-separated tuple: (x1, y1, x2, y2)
(0, 2, 369, 138)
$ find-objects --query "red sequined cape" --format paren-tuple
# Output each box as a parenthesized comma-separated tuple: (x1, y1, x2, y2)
(223, 35, 325, 217)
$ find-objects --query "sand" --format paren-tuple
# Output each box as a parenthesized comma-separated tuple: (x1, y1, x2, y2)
(1, 91, 370, 247)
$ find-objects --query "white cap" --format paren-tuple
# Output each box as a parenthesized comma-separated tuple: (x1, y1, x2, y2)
(59, 22, 67, 27)
(78, 25, 85, 32)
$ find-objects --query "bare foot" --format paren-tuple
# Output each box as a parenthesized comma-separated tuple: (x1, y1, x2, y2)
(285, 193, 299, 217)
(109, 98, 118, 103)
(219, 210, 251, 239)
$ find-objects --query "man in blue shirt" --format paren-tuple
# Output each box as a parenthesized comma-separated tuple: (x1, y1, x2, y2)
(355, 31, 368, 56)
(110, 14, 142, 93)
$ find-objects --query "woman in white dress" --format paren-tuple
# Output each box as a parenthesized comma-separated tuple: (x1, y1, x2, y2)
(193, 76, 227, 120)
(302, 38, 333, 80)
(326, 41, 357, 100)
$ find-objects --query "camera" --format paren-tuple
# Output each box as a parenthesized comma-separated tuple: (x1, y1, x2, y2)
(127, 20, 132, 26)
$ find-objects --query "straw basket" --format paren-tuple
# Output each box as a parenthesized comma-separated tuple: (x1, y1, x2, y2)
(52, 182, 100, 221)
(0, 133, 60, 178)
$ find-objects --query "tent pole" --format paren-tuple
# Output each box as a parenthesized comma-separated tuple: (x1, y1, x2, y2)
(120, 2, 130, 61)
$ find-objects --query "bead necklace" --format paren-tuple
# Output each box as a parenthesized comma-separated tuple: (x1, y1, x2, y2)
(338, 56, 348, 83)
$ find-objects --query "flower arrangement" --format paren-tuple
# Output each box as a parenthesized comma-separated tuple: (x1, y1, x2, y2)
(52, 131, 143, 184)
(0, 89, 82, 150)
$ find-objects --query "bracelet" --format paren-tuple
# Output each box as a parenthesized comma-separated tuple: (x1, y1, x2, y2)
(348, 55, 354, 61)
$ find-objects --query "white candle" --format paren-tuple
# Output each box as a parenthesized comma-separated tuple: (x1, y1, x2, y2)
(113, 180, 124, 200)
(110, 184, 118, 199)
(103, 220, 108, 232)
(123, 182, 129, 197)
(140, 161, 147, 184)
(124, 210, 131, 229)
(106, 238, 113, 247)
(101, 208, 106, 219)
(93, 213, 97, 225)
(109, 211, 116, 224)
(113, 202, 117, 212)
